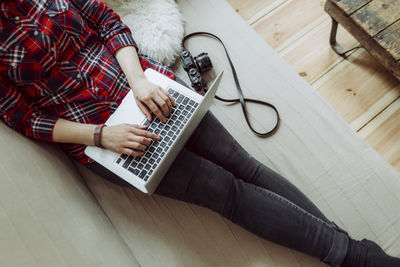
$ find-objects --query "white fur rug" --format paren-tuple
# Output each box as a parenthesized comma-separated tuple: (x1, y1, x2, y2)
(102, 0, 185, 66)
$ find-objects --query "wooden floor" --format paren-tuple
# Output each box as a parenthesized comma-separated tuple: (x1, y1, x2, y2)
(227, 0, 400, 172)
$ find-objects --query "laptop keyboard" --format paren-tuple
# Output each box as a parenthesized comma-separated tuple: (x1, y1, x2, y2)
(115, 87, 199, 181)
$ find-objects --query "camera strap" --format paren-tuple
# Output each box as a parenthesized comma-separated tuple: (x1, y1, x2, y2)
(181, 32, 280, 137)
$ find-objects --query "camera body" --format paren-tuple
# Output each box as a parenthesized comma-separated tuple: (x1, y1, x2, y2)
(180, 49, 212, 91)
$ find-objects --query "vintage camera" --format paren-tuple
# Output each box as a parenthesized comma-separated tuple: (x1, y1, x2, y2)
(180, 49, 212, 91)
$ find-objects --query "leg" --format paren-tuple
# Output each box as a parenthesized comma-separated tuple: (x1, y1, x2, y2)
(155, 149, 348, 266)
(329, 17, 361, 57)
(186, 112, 329, 222)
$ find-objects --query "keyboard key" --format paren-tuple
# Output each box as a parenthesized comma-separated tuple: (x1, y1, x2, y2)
(129, 161, 138, 168)
(139, 170, 147, 179)
(178, 115, 185, 121)
(194, 102, 199, 108)
(138, 163, 144, 169)
(172, 125, 178, 132)
(176, 95, 184, 103)
(182, 97, 189, 105)
(160, 141, 167, 148)
(116, 158, 121, 164)
(172, 91, 180, 99)
(168, 140, 173, 146)
(182, 110, 188, 116)
(189, 100, 195, 106)
(145, 152, 151, 158)
(149, 147, 155, 152)
(168, 88, 174, 94)
(161, 130, 167, 136)
(122, 157, 134, 168)
(165, 135, 171, 141)
(143, 120, 151, 127)
(142, 158, 148, 164)
(185, 105, 191, 111)
(149, 158, 155, 164)
(133, 169, 140, 175)
(154, 129, 161, 134)
(191, 107, 195, 113)
(144, 164, 152, 170)
(164, 125, 171, 131)
(121, 154, 128, 160)
(156, 147, 162, 153)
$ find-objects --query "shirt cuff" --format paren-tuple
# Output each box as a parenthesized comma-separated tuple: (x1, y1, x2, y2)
(106, 32, 138, 55)
(31, 114, 59, 142)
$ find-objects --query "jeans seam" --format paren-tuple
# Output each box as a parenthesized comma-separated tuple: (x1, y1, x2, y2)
(250, 182, 334, 229)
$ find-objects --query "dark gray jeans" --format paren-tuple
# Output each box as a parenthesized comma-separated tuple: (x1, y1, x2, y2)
(87, 112, 349, 266)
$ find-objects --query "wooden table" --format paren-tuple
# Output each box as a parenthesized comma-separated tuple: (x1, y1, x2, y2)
(324, 0, 400, 81)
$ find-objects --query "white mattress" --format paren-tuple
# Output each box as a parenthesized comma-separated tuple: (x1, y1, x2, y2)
(77, 0, 400, 266)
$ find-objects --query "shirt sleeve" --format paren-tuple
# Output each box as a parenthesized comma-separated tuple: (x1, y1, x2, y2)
(70, 0, 138, 54)
(0, 74, 59, 142)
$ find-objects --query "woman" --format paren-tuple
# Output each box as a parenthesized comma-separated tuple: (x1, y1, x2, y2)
(0, 0, 399, 266)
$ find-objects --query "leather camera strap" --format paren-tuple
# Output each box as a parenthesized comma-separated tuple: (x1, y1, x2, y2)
(182, 32, 280, 137)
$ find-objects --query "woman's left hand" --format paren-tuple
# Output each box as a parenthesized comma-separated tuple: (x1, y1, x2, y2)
(131, 77, 176, 123)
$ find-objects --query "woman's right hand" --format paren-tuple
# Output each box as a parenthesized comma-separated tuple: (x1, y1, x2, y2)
(100, 124, 160, 157)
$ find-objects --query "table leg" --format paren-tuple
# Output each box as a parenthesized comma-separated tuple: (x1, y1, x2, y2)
(329, 17, 361, 57)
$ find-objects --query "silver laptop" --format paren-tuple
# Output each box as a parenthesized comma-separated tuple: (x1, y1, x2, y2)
(85, 68, 223, 194)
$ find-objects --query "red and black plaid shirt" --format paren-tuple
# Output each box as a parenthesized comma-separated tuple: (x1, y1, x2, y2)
(0, 0, 175, 164)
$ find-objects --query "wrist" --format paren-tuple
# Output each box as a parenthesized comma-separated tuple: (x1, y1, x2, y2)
(129, 75, 147, 92)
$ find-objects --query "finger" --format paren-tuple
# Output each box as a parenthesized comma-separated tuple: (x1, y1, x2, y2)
(154, 94, 170, 118)
(129, 126, 160, 141)
(161, 88, 176, 107)
(159, 91, 173, 112)
(124, 141, 148, 151)
(120, 148, 144, 157)
(146, 100, 167, 123)
(137, 101, 152, 121)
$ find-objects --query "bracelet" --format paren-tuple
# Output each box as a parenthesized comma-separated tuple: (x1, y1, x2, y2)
(94, 124, 106, 148)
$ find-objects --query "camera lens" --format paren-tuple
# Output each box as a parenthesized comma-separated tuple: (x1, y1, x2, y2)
(182, 50, 189, 57)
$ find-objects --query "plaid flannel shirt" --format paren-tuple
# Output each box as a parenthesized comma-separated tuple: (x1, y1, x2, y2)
(0, 0, 175, 164)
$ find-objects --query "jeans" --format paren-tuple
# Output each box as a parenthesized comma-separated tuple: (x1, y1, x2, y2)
(87, 112, 349, 266)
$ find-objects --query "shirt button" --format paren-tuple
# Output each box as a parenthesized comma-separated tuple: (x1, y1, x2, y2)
(76, 74, 81, 79)
(94, 88, 99, 92)
(34, 31, 39, 36)
(15, 16, 20, 21)
(10, 62, 17, 68)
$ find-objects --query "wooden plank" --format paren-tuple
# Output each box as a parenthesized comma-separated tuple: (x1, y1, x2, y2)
(336, 0, 373, 15)
(352, 0, 400, 37)
(376, 19, 400, 62)
(281, 18, 359, 83)
(312, 49, 400, 131)
(358, 98, 400, 171)
(225, 0, 278, 22)
(253, 0, 327, 50)
(325, 0, 400, 80)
